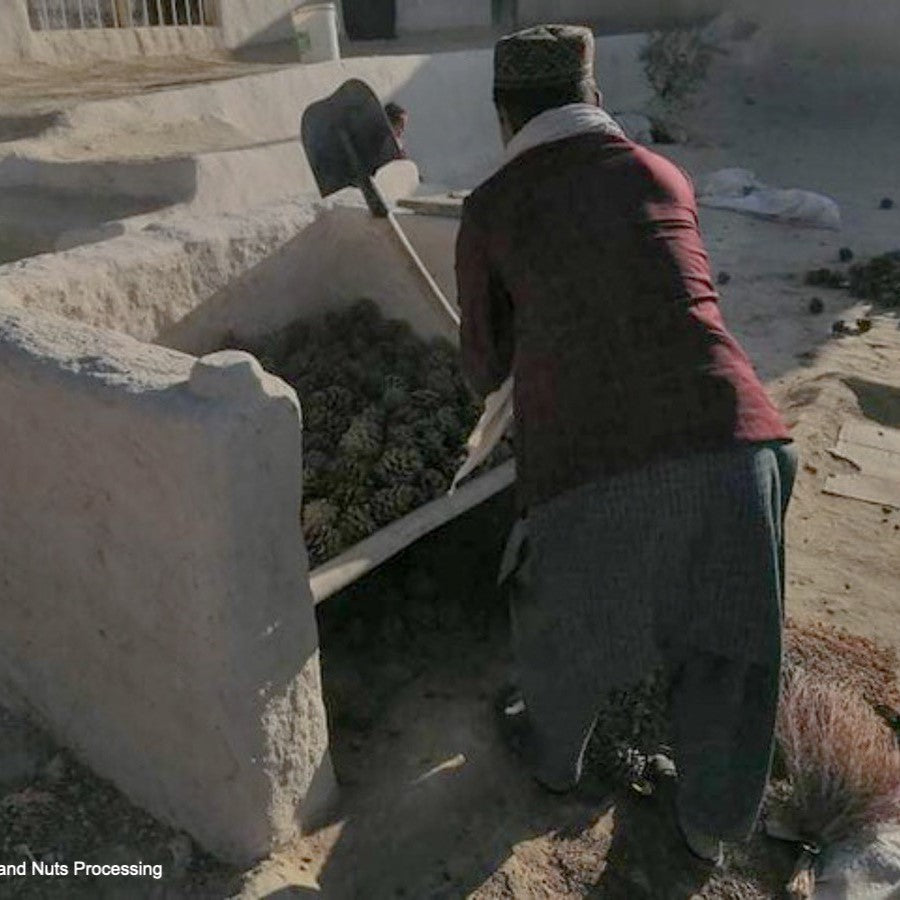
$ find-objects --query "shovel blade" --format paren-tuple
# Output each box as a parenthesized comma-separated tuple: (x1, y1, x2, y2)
(301, 79, 404, 197)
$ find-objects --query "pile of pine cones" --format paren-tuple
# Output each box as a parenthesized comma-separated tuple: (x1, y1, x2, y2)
(805, 251, 900, 308)
(233, 300, 512, 566)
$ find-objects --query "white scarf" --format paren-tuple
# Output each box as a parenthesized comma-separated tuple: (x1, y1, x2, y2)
(504, 102, 625, 166)
(450, 104, 623, 494)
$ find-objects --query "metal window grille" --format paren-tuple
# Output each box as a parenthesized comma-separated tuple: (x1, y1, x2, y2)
(27, 0, 216, 29)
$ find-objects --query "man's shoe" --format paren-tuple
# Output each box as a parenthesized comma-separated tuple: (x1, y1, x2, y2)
(678, 817, 725, 868)
(493, 687, 575, 795)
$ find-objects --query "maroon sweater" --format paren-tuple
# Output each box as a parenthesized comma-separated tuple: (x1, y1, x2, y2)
(456, 132, 789, 509)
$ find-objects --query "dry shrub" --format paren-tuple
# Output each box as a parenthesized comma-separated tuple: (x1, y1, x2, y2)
(640, 29, 716, 108)
(784, 618, 900, 714)
(776, 669, 900, 845)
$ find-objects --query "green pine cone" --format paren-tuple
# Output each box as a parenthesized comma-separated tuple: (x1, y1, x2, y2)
(319, 384, 356, 415)
(307, 524, 345, 567)
(419, 468, 449, 498)
(302, 499, 340, 537)
(374, 446, 424, 486)
(410, 388, 443, 412)
(435, 405, 462, 441)
(386, 422, 417, 449)
(425, 367, 459, 399)
(339, 505, 377, 545)
(370, 484, 423, 525)
(339, 415, 383, 460)
(381, 374, 410, 412)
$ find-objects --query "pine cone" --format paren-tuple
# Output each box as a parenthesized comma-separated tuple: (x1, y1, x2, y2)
(427, 337, 458, 367)
(339, 505, 377, 545)
(307, 524, 345, 567)
(419, 468, 449, 498)
(329, 456, 372, 496)
(414, 422, 449, 466)
(349, 298, 382, 333)
(386, 422, 417, 449)
(434, 405, 462, 441)
(381, 374, 410, 412)
(302, 499, 339, 538)
(339, 415, 383, 460)
(370, 484, 423, 525)
(374, 446, 424, 486)
(425, 367, 459, 399)
(319, 385, 356, 415)
(302, 450, 331, 498)
(410, 388, 442, 412)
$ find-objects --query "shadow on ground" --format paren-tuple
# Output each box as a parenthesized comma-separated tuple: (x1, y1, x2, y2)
(286, 493, 795, 899)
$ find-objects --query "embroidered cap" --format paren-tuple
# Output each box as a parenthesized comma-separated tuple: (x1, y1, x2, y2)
(494, 24, 595, 90)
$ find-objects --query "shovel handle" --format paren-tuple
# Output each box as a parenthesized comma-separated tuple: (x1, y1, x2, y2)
(337, 129, 459, 332)
(384, 211, 461, 331)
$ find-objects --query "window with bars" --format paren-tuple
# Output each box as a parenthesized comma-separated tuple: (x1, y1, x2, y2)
(27, 0, 216, 30)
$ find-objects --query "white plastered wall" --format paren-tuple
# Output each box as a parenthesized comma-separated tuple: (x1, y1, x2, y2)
(0, 1, 33, 61)
(0, 304, 337, 864)
(727, 0, 900, 66)
(396, 0, 490, 34)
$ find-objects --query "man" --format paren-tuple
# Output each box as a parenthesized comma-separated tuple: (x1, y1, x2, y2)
(384, 101, 410, 159)
(456, 25, 796, 866)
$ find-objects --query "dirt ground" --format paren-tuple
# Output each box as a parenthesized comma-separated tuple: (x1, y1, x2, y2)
(2, 30, 900, 900)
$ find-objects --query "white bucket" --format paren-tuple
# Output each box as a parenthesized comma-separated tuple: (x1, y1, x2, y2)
(291, 3, 341, 64)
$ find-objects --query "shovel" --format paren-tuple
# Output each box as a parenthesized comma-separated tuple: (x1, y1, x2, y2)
(300, 78, 513, 491)
(301, 78, 459, 330)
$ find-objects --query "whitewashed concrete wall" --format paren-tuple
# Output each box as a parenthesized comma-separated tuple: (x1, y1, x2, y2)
(0, 1, 33, 61)
(517, 0, 726, 30)
(0, 200, 455, 352)
(728, 0, 900, 66)
(0, 304, 336, 864)
(396, 0, 490, 33)
(26, 26, 222, 64)
(0, 0, 322, 62)
(0, 37, 652, 210)
(161, 205, 459, 353)
(218, 0, 298, 48)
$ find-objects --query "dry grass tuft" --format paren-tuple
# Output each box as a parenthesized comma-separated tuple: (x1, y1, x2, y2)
(785, 618, 900, 714)
(776, 669, 900, 845)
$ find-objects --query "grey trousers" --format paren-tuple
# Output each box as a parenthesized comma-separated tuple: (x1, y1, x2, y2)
(506, 442, 798, 840)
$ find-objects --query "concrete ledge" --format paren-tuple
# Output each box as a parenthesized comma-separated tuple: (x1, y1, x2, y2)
(0, 304, 336, 864)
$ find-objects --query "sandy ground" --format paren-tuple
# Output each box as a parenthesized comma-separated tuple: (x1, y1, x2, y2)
(1, 31, 899, 900)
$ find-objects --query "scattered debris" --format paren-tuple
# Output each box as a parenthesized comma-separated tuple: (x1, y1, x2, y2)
(717, 270, 732, 286)
(848, 253, 900, 308)
(832, 320, 852, 336)
(838, 247, 854, 263)
(803, 252, 900, 309)
(808, 297, 825, 315)
(806, 268, 847, 289)
(879, 197, 895, 210)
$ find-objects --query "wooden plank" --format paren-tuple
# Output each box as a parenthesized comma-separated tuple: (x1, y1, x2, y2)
(838, 421, 900, 456)
(397, 194, 466, 220)
(823, 474, 900, 510)
(829, 441, 900, 481)
(310, 460, 516, 604)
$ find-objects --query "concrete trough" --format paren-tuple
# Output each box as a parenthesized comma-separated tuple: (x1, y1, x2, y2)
(0, 183, 507, 865)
